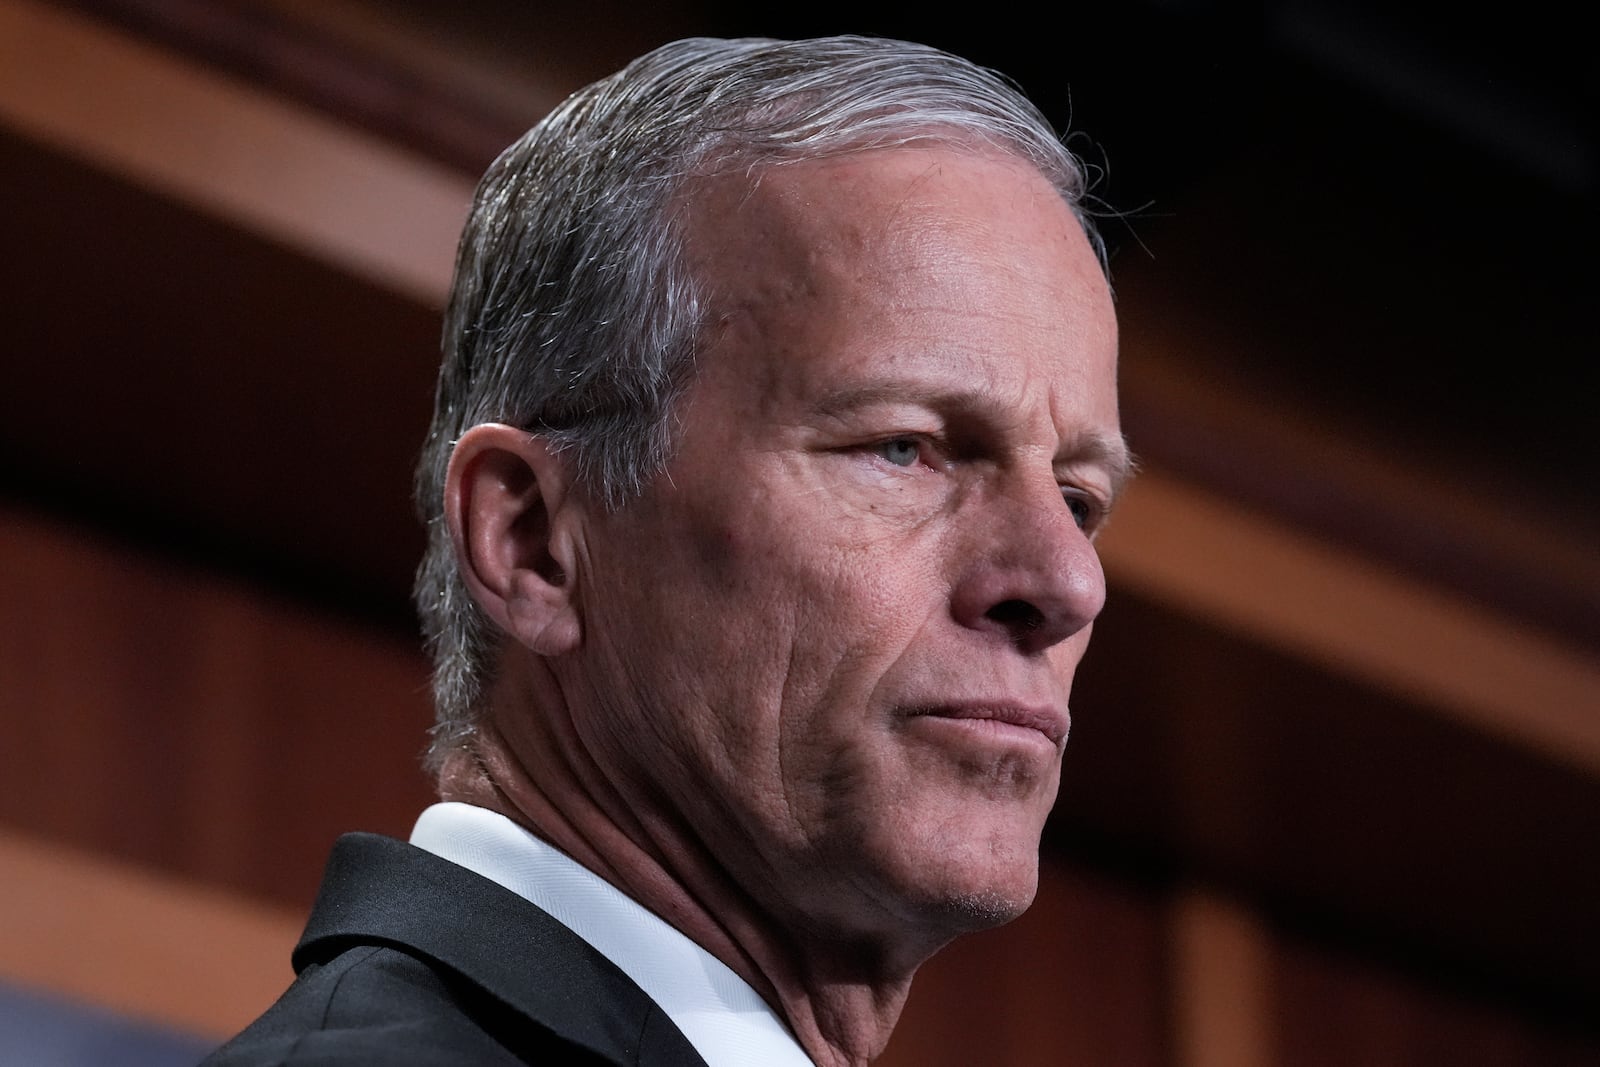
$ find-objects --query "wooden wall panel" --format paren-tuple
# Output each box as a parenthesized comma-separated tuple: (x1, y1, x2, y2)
(881, 863, 1167, 1067)
(1170, 890, 1271, 1067)
(1271, 929, 1598, 1067)
(0, 0, 474, 305)
(0, 505, 436, 908)
(0, 828, 302, 1040)
(0, 123, 440, 618)
(1062, 590, 1600, 1019)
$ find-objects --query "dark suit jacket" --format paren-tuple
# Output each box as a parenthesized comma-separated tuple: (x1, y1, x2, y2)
(201, 833, 710, 1065)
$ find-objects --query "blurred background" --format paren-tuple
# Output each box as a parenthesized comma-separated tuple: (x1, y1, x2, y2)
(0, 0, 1594, 1063)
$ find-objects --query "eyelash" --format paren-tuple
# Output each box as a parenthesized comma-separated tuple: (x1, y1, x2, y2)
(866, 435, 1105, 532)
(1061, 490, 1100, 532)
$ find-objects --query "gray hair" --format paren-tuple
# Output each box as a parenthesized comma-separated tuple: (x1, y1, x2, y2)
(413, 35, 1102, 769)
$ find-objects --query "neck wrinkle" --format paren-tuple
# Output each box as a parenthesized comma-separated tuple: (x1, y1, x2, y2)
(444, 656, 921, 1066)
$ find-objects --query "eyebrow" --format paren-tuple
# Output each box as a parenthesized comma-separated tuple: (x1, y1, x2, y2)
(811, 381, 1138, 500)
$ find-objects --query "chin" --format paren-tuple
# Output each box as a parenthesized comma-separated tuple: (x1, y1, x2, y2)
(890, 838, 1042, 936)
(931, 883, 1037, 932)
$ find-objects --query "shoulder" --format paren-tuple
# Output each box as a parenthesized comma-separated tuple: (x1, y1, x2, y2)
(200, 941, 611, 1066)
(201, 833, 705, 1066)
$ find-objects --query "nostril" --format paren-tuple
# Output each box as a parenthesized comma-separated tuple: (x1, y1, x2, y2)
(986, 598, 1044, 635)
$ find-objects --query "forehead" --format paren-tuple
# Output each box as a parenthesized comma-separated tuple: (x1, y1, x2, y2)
(677, 146, 1118, 425)
(683, 144, 1098, 292)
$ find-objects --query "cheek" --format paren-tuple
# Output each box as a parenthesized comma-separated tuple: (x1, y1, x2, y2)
(679, 511, 751, 593)
(612, 479, 947, 736)
(1052, 621, 1096, 684)
(770, 555, 942, 749)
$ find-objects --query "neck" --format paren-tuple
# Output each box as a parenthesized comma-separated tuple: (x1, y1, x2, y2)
(437, 660, 938, 1065)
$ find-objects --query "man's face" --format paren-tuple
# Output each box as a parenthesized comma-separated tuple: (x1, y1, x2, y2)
(564, 146, 1124, 950)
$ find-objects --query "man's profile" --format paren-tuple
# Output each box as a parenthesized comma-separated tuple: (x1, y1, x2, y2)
(206, 35, 1128, 1067)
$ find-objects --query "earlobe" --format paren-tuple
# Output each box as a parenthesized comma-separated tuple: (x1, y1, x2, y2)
(444, 424, 583, 657)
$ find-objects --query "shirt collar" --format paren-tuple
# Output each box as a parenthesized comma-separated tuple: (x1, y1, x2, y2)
(410, 802, 814, 1067)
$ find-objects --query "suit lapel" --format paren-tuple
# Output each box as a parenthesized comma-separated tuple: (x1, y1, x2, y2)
(294, 833, 709, 1067)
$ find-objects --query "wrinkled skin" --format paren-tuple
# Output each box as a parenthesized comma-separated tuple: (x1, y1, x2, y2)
(568, 145, 1126, 952)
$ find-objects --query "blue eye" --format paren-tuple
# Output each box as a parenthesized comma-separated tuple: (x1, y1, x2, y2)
(1064, 492, 1095, 530)
(877, 438, 920, 467)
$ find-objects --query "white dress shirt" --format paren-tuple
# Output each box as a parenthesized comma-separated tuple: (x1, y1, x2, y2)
(410, 802, 814, 1067)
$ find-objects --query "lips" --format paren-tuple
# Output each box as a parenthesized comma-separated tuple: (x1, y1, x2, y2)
(905, 702, 1070, 746)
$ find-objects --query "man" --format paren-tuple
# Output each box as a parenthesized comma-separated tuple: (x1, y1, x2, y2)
(207, 34, 1128, 1067)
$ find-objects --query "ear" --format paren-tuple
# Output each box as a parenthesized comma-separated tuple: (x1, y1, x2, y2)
(444, 423, 584, 657)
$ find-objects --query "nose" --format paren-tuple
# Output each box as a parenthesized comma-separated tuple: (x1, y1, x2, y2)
(949, 481, 1106, 655)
